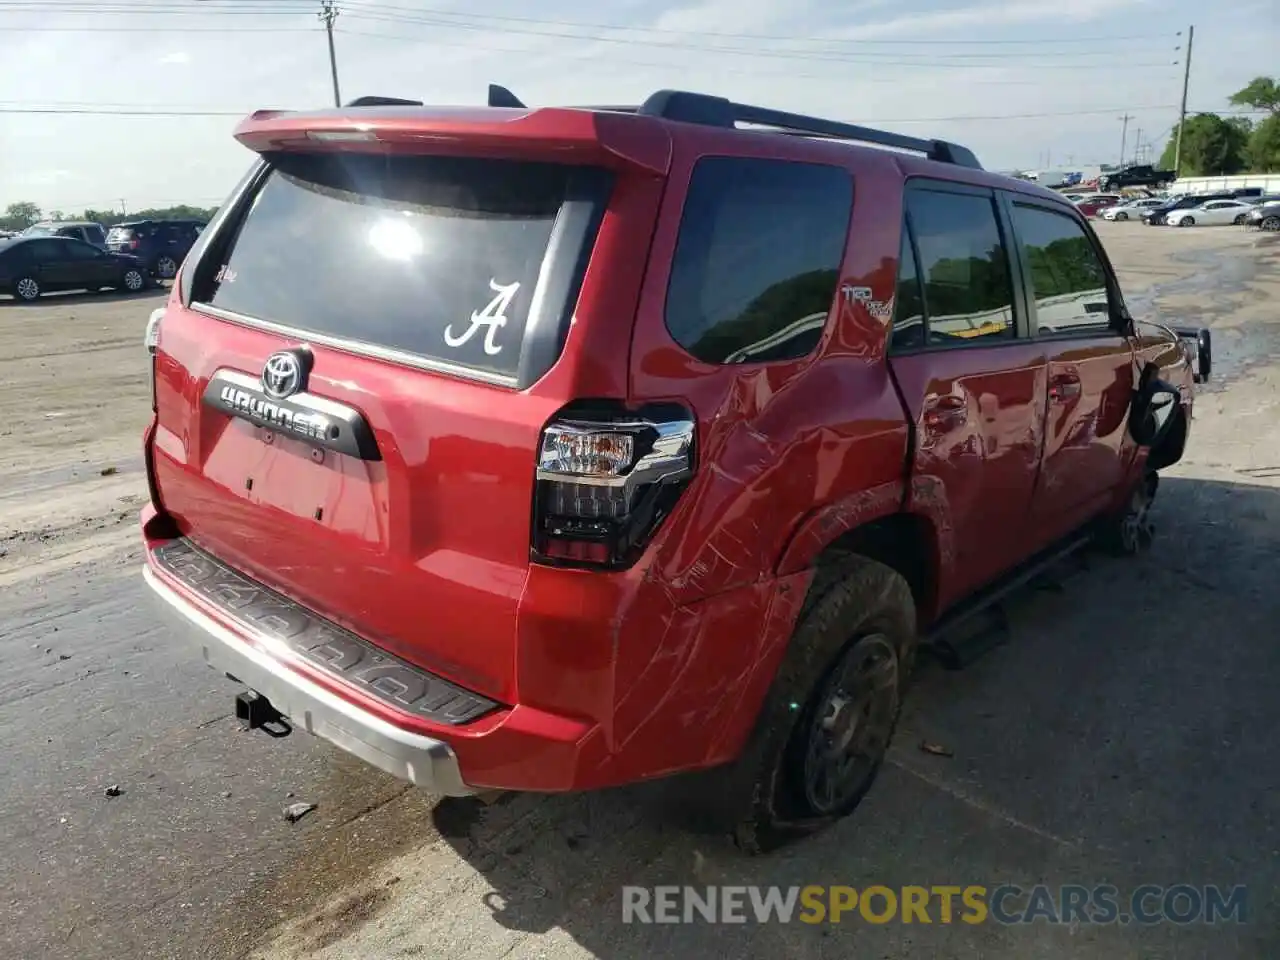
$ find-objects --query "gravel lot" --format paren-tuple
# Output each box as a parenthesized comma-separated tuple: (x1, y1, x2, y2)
(1, 222, 1277, 959)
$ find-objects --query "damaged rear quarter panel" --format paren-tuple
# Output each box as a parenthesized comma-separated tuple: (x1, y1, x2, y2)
(597, 145, 912, 776)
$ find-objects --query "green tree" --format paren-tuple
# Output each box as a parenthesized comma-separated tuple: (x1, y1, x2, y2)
(1, 201, 42, 231)
(1159, 114, 1249, 176)
(1244, 114, 1280, 172)
(1229, 76, 1280, 116)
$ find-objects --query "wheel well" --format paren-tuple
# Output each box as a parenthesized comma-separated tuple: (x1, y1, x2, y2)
(811, 513, 937, 618)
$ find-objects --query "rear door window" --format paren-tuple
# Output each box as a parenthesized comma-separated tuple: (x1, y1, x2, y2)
(905, 187, 1015, 345)
(891, 221, 925, 352)
(28, 239, 64, 261)
(664, 157, 852, 364)
(200, 153, 604, 383)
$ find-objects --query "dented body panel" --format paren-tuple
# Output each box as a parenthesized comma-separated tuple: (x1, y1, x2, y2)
(140, 99, 1202, 795)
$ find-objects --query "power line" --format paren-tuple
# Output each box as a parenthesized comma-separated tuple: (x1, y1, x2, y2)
(331, 28, 1061, 85)
(335, 11, 1180, 67)
(0, 1, 1182, 62)
(0, 0, 1178, 47)
(335, 2, 1173, 46)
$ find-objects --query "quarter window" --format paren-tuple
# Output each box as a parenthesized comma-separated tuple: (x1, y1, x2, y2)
(1011, 205, 1111, 336)
(905, 189, 1014, 345)
(665, 157, 852, 364)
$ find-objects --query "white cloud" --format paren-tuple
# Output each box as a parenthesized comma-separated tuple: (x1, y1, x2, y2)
(834, 0, 1155, 39)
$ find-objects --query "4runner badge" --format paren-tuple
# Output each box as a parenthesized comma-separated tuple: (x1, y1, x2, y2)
(444, 278, 520, 356)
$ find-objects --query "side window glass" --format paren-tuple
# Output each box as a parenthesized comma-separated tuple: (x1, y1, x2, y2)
(30, 239, 63, 261)
(1011, 205, 1111, 336)
(665, 157, 852, 364)
(65, 240, 100, 260)
(891, 221, 925, 351)
(905, 189, 1014, 345)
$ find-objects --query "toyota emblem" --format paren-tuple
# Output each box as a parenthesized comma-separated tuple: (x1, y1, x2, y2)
(262, 350, 306, 399)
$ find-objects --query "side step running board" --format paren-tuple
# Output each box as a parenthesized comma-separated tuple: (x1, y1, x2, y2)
(925, 531, 1094, 669)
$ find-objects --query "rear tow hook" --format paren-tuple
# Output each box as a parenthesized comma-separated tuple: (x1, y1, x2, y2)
(234, 690, 292, 738)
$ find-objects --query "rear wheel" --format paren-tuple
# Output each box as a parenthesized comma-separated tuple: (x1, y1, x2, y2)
(1262, 216, 1280, 231)
(1233, 214, 1248, 225)
(708, 556, 917, 854)
(154, 255, 178, 280)
(119, 267, 147, 292)
(13, 276, 40, 302)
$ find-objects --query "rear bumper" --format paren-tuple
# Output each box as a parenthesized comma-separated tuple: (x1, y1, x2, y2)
(143, 564, 474, 795)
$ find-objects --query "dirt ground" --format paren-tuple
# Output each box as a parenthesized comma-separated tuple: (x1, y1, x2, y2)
(1, 222, 1278, 959)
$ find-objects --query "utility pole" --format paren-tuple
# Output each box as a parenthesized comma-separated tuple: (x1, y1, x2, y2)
(319, 0, 341, 107)
(118, 198, 127, 216)
(1133, 127, 1142, 163)
(1173, 25, 1194, 175)
(1118, 113, 1134, 166)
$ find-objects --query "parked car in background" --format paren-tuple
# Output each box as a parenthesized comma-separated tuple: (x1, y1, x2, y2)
(138, 86, 1207, 852)
(1245, 199, 1280, 230)
(1100, 198, 1164, 221)
(106, 218, 205, 280)
(1143, 192, 1237, 225)
(1098, 164, 1176, 192)
(1075, 194, 1122, 217)
(22, 220, 108, 249)
(1165, 199, 1256, 227)
(0, 235, 149, 301)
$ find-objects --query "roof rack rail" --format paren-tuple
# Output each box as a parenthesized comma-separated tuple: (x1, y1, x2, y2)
(637, 89, 983, 170)
(477, 85, 980, 169)
(345, 95, 424, 107)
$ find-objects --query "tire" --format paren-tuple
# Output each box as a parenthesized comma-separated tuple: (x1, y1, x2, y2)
(12, 276, 40, 302)
(709, 556, 917, 854)
(153, 255, 178, 280)
(1233, 214, 1248, 225)
(1100, 472, 1158, 556)
(1115, 211, 1128, 221)
(1263, 216, 1280, 232)
(119, 267, 147, 292)
(1179, 216, 1195, 227)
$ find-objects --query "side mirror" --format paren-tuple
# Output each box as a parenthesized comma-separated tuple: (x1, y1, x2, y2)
(1129, 374, 1181, 448)
(1172, 326, 1212, 383)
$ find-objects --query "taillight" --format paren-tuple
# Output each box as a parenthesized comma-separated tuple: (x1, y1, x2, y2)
(532, 405, 695, 569)
(129, 237, 139, 250)
(144, 307, 163, 411)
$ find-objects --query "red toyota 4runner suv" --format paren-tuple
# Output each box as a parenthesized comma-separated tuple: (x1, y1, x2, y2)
(140, 87, 1211, 851)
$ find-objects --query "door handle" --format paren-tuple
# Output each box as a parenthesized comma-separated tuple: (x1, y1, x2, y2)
(1048, 373, 1082, 402)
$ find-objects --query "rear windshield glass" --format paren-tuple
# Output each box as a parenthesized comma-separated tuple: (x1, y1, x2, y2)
(107, 226, 136, 241)
(202, 153, 576, 380)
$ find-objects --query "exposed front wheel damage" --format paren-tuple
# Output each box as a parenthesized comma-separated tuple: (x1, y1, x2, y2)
(1103, 472, 1158, 556)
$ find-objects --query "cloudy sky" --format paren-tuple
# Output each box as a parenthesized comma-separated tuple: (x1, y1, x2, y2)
(0, 0, 1273, 215)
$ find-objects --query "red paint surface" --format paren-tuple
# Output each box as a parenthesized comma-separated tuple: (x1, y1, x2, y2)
(141, 105, 1197, 792)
